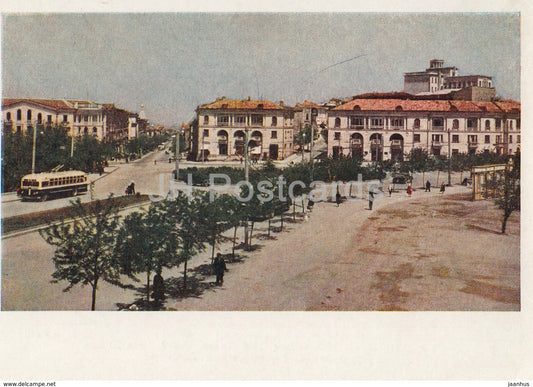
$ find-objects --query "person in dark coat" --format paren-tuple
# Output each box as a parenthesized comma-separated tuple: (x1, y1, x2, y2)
(368, 188, 375, 210)
(213, 253, 227, 285)
(152, 270, 165, 303)
(335, 186, 342, 207)
(440, 183, 446, 194)
(425, 180, 431, 192)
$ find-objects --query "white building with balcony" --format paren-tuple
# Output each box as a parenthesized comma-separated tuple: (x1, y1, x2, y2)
(327, 98, 520, 161)
(194, 97, 295, 161)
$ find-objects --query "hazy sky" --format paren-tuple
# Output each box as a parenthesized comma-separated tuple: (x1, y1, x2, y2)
(2, 13, 520, 126)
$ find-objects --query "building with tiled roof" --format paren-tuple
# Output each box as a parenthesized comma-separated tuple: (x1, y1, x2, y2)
(193, 96, 296, 161)
(2, 98, 146, 143)
(293, 100, 327, 130)
(327, 98, 520, 161)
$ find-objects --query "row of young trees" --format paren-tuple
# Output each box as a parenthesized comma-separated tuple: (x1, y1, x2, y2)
(40, 185, 293, 310)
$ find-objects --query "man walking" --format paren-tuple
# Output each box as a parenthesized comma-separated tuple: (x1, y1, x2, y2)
(213, 253, 227, 285)
(425, 180, 431, 192)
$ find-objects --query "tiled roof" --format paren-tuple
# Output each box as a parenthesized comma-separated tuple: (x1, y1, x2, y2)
(295, 100, 321, 108)
(2, 98, 75, 111)
(333, 98, 520, 113)
(200, 98, 283, 110)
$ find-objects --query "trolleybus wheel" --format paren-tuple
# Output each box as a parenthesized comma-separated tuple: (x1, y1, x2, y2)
(41, 194, 48, 202)
(73, 189, 78, 196)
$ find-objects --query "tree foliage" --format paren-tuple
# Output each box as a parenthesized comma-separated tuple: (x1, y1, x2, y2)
(39, 197, 123, 310)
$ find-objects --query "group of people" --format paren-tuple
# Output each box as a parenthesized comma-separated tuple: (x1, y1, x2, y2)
(425, 180, 446, 194)
(125, 181, 136, 195)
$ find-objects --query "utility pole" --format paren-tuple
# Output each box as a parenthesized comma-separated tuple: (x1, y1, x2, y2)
(175, 128, 180, 181)
(31, 123, 37, 174)
(70, 131, 75, 158)
(447, 126, 451, 186)
(301, 132, 305, 163)
(310, 123, 315, 181)
(244, 127, 249, 246)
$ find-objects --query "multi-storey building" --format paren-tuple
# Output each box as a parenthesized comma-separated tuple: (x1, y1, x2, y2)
(2, 98, 145, 142)
(293, 100, 327, 130)
(404, 59, 495, 101)
(193, 97, 295, 161)
(327, 98, 520, 161)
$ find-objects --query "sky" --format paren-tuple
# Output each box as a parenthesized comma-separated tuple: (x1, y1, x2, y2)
(2, 12, 520, 127)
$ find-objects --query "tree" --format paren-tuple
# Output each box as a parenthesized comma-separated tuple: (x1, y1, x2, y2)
(482, 155, 520, 234)
(115, 202, 179, 306)
(164, 192, 207, 291)
(39, 197, 123, 310)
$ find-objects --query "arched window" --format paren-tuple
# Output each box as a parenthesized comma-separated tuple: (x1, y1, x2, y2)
(452, 119, 459, 130)
(334, 117, 341, 128)
(353, 105, 361, 111)
(485, 120, 491, 131)
(271, 116, 277, 126)
(203, 115, 209, 125)
(6, 112, 11, 121)
(37, 113, 42, 123)
(27, 110, 32, 120)
(414, 118, 420, 129)
(17, 109, 22, 120)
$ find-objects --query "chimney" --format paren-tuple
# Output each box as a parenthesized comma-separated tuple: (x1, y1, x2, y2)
(248, 96, 251, 101)
(280, 100, 284, 106)
(222, 96, 226, 100)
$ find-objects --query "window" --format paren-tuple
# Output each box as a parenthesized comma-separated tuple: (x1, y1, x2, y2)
(414, 118, 420, 129)
(391, 118, 403, 127)
(251, 114, 263, 126)
(468, 135, 478, 143)
(485, 120, 491, 130)
(203, 129, 209, 137)
(350, 117, 364, 127)
(271, 131, 277, 139)
(271, 116, 277, 126)
(6, 112, 11, 121)
(47, 115, 52, 123)
(517, 119, 521, 129)
(84, 115, 88, 122)
(509, 121, 514, 130)
(204, 115, 209, 125)
(334, 117, 341, 128)
(413, 134, 420, 142)
(16, 126, 22, 133)
(432, 118, 443, 128)
(432, 134, 443, 142)
(27, 110, 32, 120)
(17, 109, 22, 120)
(371, 118, 383, 127)
(485, 135, 490, 144)
(452, 119, 459, 130)
(452, 135, 459, 143)
(509, 135, 513, 144)
(467, 118, 476, 129)
(496, 119, 501, 129)
(452, 149, 459, 156)
(518, 135, 521, 143)
(496, 135, 502, 144)
(63, 115, 68, 122)
(334, 132, 341, 140)
(217, 115, 229, 126)
(235, 116, 246, 125)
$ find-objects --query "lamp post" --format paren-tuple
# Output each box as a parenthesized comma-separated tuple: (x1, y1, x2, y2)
(175, 127, 181, 181)
(31, 123, 37, 174)
(302, 132, 306, 163)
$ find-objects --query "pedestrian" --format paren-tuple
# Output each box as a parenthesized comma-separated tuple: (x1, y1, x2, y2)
(425, 180, 431, 192)
(154, 159, 157, 165)
(440, 183, 446, 194)
(130, 181, 136, 195)
(213, 253, 227, 285)
(406, 184, 412, 197)
(368, 188, 375, 210)
(335, 186, 342, 207)
(388, 184, 393, 197)
(152, 270, 165, 304)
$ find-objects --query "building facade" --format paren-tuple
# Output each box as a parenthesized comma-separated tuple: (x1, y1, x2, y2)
(2, 98, 146, 142)
(327, 98, 520, 161)
(194, 97, 295, 161)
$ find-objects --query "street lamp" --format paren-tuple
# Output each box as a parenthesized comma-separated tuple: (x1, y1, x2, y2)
(175, 127, 181, 181)
(302, 132, 306, 163)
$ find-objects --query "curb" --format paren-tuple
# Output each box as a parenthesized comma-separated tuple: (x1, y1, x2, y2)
(2, 200, 150, 240)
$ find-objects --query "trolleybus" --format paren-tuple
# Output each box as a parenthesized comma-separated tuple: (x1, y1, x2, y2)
(19, 170, 89, 201)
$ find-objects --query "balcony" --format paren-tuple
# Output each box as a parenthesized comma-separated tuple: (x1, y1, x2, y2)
(432, 125, 444, 131)
(431, 141, 442, 147)
(349, 125, 365, 130)
(370, 139, 381, 146)
(468, 141, 478, 147)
